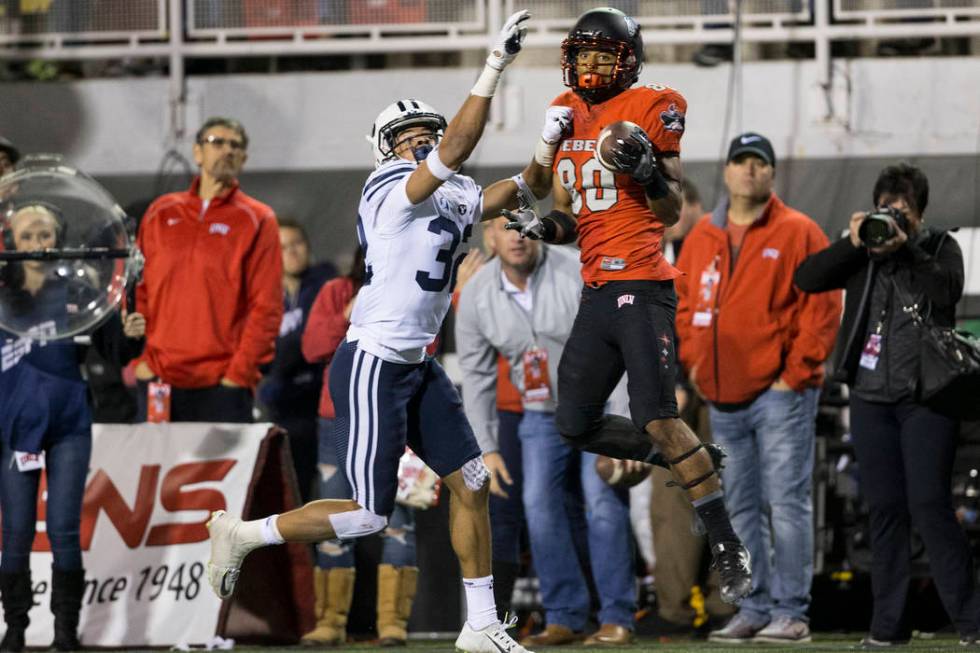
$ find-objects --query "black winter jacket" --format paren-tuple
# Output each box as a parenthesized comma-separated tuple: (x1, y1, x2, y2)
(793, 228, 963, 387)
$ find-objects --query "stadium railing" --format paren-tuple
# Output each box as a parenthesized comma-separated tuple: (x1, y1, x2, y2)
(835, 0, 980, 23)
(0, 1, 977, 62)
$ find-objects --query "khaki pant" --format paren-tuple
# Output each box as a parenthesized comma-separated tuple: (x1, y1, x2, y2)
(650, 397, 735, 625)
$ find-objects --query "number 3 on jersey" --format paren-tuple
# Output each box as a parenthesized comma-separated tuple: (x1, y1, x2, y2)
(556, 158, 618, 214)
(415, 218, 472, 293)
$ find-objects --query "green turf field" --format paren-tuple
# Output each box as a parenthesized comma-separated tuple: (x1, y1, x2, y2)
(159, 634, 964, 653)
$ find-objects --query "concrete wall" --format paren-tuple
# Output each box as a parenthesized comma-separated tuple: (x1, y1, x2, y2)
(4, 57, 980, 173)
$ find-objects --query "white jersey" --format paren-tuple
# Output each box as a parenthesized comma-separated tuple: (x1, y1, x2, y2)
(348, 158, 482, 364)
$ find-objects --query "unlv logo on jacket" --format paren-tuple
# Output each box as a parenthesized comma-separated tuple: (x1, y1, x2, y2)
(29, 459, 236, 551)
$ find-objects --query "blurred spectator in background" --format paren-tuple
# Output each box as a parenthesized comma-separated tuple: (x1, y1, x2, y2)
(83, 297, 142, 423)
(0, 137, 19, 176)
(0, 204, 144, 653)
(676, 133, 841, 644)
(259, 218, 335, 502)
(795, 163, 980, 648)
(134, 116, 282, 423)
(651, 177, 734, 635)
(300, 246, 419, 647)
(457, 218, 637, 647)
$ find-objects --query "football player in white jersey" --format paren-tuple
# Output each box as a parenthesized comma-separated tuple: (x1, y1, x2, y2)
(205, 10, 578, 653)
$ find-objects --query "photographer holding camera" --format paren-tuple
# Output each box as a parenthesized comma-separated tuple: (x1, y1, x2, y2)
(794, 163, 980, 647)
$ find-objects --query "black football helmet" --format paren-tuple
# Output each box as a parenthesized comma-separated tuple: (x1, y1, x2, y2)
(561, 7, 644, 104)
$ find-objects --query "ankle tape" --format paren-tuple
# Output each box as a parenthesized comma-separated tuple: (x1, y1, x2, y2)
(668, 444, 704, 466)
(666, 469, 717, 490)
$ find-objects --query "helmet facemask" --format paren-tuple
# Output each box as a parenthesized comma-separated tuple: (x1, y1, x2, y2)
(562, 36, 639, 104)
(387, 122, 442, 163)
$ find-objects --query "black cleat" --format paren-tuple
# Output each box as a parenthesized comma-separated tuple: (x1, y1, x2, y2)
(710, 541, 752, 604)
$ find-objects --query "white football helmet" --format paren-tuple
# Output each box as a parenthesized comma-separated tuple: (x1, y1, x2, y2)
(367, 99, 447, 167)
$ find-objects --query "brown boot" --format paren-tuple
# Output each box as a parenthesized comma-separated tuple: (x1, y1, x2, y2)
(376, 564, 418, 646)
(301, 567, 355, 646)
(520, 624, 583, 646)
(583, 624, 634, 646)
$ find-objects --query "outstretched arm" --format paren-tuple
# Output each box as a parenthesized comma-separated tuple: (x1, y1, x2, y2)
(501, 173, 578, 244)
(481, 105, 573, 220)
(404, 10, 530, 205)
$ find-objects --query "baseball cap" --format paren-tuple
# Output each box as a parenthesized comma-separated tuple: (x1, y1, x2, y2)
(727, 132, 775, 167)
(0, 137, 20, 165)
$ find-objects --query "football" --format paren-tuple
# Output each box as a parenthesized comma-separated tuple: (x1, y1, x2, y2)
(595, 455, 652, 488)
(594, 120, 641, 173)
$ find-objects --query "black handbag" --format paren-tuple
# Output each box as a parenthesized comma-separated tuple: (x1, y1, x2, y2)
(893, 278, 980, 421)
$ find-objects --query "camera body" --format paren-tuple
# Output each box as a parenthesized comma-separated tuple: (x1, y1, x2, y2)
(858, 206, 909, 248)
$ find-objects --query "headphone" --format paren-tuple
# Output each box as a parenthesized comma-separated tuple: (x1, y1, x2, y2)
(1, 200, 66, 252)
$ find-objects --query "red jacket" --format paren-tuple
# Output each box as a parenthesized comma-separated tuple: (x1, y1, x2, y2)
(136, 179, 283, 389)
(303, 277, 355, 419)
(675, 194, 842, 404)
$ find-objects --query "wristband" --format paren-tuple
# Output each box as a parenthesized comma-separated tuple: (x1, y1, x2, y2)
(543, 210, 577, 245)
(642, 167, 671, 200)
(425, 147, 456, 181)
(471, 64, 503, 98)
(510, 173, 535, 205)
(534, 138, 559, 167)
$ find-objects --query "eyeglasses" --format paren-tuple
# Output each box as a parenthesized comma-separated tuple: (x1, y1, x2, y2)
(200, 135, 246, 151)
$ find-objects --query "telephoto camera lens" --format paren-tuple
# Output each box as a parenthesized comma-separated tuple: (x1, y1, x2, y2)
(858, 215, 895, 247)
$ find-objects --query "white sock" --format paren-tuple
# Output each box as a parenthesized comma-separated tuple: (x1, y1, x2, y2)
(261, 515, 285, 545)
(463, 575, 498, 630)
(237, 515, 285, 547)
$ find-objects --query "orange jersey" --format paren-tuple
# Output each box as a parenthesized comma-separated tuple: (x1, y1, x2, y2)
(551, 84, 687, 284)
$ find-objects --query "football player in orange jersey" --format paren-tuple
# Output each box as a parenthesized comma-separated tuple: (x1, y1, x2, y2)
(504, 7, 751, 605)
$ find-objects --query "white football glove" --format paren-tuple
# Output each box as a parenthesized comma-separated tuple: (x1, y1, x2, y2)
(502, 207, 545, 240)
(541, 106, 573, 145)
(486, 10, 531, 71)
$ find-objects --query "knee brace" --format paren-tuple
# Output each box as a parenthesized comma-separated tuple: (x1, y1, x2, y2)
(328, 507, 388, 540)
(461, 457, 490, 491)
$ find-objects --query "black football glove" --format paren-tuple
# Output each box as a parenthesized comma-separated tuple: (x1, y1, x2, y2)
(608, 126, 671, 199)
(608, 126, 657, 183)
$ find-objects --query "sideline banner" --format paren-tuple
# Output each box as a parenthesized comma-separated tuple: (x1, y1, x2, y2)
(2, 422, 312, 648)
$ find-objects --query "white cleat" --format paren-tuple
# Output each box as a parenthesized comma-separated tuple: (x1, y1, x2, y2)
(206, 510, 259, 600)
(455, 618, 533, 653)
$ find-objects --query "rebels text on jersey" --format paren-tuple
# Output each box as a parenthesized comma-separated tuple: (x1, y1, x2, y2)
(551, 84, 687, 285)
(349, 159, 481, 364)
